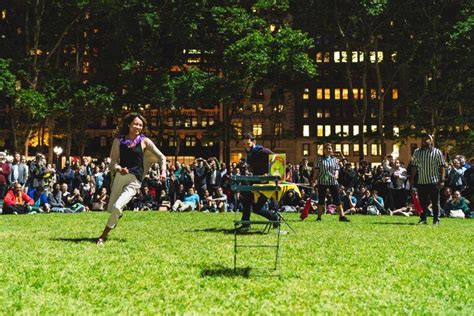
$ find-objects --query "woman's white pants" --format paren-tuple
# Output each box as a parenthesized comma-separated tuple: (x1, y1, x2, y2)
(106, 173, 141, 229)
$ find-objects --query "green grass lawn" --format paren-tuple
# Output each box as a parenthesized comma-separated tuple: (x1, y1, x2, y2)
(0, 212, 472, 314)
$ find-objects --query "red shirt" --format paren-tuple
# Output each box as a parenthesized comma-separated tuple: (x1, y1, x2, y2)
(3, 190, 34, 207)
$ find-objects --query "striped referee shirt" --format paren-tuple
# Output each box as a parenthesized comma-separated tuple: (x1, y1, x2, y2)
(412, 147, 446, 184)
(316, 155, 340, 185)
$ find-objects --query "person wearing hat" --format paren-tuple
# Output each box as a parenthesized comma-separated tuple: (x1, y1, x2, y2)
(0, 151, 11, 199)
(410, 133, 446, 225)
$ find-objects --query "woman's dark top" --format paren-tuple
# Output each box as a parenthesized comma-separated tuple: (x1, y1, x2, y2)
(120, 141, 144, 181)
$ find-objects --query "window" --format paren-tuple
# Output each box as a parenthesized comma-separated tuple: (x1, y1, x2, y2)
(208, 117, 215, 126)
(371, 144, 382, 156)
(334, 51, 341, 63)
(363, 125, 368, 133)
(353, 144, 368, 156)
(253, 123, 263, 136)
(201, 116, 208, 127)
(234, 121, 242, 136)
(185, 136, 197, 147)
(316, 125, 324, 137)
(371, 108, 377, 118)
(324, 125, 331, 136)
(324, 52, 330, 63)
(341, 51, 347, 63)
(274, 122, 283, 136)
(251, 103, 264, 113)
(303, 88, 309, 99)
(303, 125, 310, 137)
(352, 51, 364, 63)
(371, 125, 377, 132)
(191, 117, 198, 127)
(392, 88, 398, 100)
(167, 117, 173, 126)
(324, 109, 330, 118)
(334, 89, 341, 100)
(393, 126, 399, 137)
(343, 125, 349, 136)
(352, 88, 359, 100)
(342, 89, 349, 100)
(353, 125, 359, 136)
(316, 88, 323, 100)
(324, 88, 331, 100)
(303, 143, 310, 156)
(316, 52, 323, 63)
(169, 136, 178, 147)
(370, 51, 383, 63)
(273, 104, 284, 113)
(391, 52, 397, 62)
(342, 144, 350, 156)
(303, 108, 309, 118)
(370, 89, 377, 99)
(392, 143, 400, 155)
(100, 137, 106, 147)
(335, 125, 342, 135)
(316, 109, 323, 118)
(335, 144, 342, 153)
(184, 117, 191, 127)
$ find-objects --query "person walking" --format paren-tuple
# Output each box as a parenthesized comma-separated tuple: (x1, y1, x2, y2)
(97, 113, 167, 244)
(410, 134, 446, 225)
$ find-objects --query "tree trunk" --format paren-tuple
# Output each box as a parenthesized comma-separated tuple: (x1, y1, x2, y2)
(173, 110, 179, 162)
(66, 115, 72, 160)
(47, 117, 55, 164)
(24, 128, 32, 157)
(8, 101, 18, 153)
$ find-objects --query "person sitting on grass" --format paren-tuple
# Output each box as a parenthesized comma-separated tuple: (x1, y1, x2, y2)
(2, 182, 35, 214)
(341, 188, 358, 215)
(171, 187, 200, 212)
(28, 185, 51, 213)
(445, 190, 471, 218)
(157, 189, 171, 211)
(390, 204, 415, 217)
(207, 186, 228, 212)
(92, 187, 109, 211)
(47, 183, 73, 213)
(366, 190, 385, 215)
(63, 186, 87, 212)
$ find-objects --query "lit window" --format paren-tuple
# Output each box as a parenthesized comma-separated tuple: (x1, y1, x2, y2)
(342, 89, 349, 100)
(352, 51, 358, 63)
(371, 144, 381, 156)
(392, 88, 398, 100)
(324, 110, 330, 118)
(202, 140, 214, 147)
(316, 52, 323, 63)
(253, 123, 263, 136)
(342, 144, 350, 156)
(363, 144, 368, 155)
(334, 51, 341, 63)
(184, 117, 191, 127)
(391, 52, 397, 62)
(341, 51, 347, 63)
(100, 137, 106, 147)
(274, 104, 284, 113)
(343, 125, 349, 136)
(392, 143, 400, 155)
(324, 52, 330, 63)
(335, 125, 342, 135)
(275, 123, 283, 136)
(360, 88, 364, 99)
(371, 125, 377, 132)
(370, 51, 383, 63)
(393, 126, 399, 137)
(169, 136, 177, 147)
(209, 117, 215, 126)
(2, 9, 6, 19)
(353, 125, 359, 136)
(378, 51, 383, 62)
(353, 144, 359, 155)
(251, 103, 264, 113)
(335, 144, 342, 153)
(201, 117, 208, 127)
(324, 125, 331, 136)
(167, 117, 173, 126)
(303, 144, 310, 156)
(334, 89, 341, 100)
(317, 144, 324, 155)
(363, 125, 368, 133)
(234, 121, 242, 136)
(316, 109, 323, 118)
(192, 117, 198, 127)
(303, 125, 310, 137)
(359, 52, 364, 62)
(371, 108, 377, 118)
(324, 89, 331, 100)
(316, 88, 323, 100)
(303, 108, 309, 118)
(370, 89, 377, 99)
(303, 88, 309, 99)
(185, 136, 197, 147)
(352, 88, 359, 100)
(316, 126, 324, 137)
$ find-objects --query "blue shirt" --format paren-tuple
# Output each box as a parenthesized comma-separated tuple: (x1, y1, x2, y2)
(183, 193, 200, 210)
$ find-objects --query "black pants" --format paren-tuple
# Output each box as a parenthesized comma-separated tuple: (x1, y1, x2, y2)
(3, 205, 30, 215)
(417, 184, 440, 222)
(241, 191, 278, 223)
(390, 189, 408, 210)
(0, 183, 7, 199)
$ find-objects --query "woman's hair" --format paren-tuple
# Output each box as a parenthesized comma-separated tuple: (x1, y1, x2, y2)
(116, 112, 147, 137)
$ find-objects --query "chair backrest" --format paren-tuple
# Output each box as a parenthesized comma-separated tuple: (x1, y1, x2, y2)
(230, 175, 282, 192)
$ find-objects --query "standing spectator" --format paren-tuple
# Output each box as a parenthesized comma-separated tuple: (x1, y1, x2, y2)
(410, 134, 446, 225)
(205, 158, 221, 194)
(389, 160, 408, 210)
(193, 158, 208, 198)
(464, 158, 474, 203)
(61, 161, 74, 189)
(447, 158, 465, 193)
(29, 154, 46, 190)
(299, 157, 312, 186)
(9, 153, 28, 189)
(0, 151, 11, 198)
(81, 157, 93, 177)
(93, 166, 104, 191)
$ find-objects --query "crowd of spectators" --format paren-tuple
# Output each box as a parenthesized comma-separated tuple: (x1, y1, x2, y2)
(0, 150, 472, 219)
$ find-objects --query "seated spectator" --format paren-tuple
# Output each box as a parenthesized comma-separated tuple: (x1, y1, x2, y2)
(207, 186, 229, 212)
(445, 190, 471, 217)
(130, 186, 157, 211)
(28, 185, 51, 213)
(92, 187, 109, 211)
(157, 189, 171, 211)
(390, 204, 415, 217)
(440, 187, 452, 217)
(356, 187, 371, 213)
(279, 189, 300, 213)
(171, 187, 200, 212)
(341, 188, 358, 215)
(200, 189, 213, 212)
(48, 183, 73, 213)
(62, 184, 86, 212)
(3, 182, 35, 214)
(366, 190, 385, 215)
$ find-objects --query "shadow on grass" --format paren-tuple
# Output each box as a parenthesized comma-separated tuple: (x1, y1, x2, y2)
(51, 237, 127, 243)
(201, 266, 252, 278)
(186, 228, 268, 235)
(372, 222, 417, 226)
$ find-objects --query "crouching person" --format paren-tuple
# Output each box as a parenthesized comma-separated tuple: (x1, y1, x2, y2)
(3, 182, 35, 214)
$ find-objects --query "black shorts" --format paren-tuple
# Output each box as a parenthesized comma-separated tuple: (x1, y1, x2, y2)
(317, 185, 341, 206)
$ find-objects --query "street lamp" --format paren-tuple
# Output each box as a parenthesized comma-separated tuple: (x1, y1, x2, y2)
(53, 146, 63, 169)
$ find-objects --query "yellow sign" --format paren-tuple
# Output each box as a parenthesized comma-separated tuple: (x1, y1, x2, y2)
(269, 153, 286, 178)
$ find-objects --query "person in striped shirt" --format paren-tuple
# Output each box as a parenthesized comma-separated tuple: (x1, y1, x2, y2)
(410, 134, 446, 225)
(312, 143, 350, 222)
